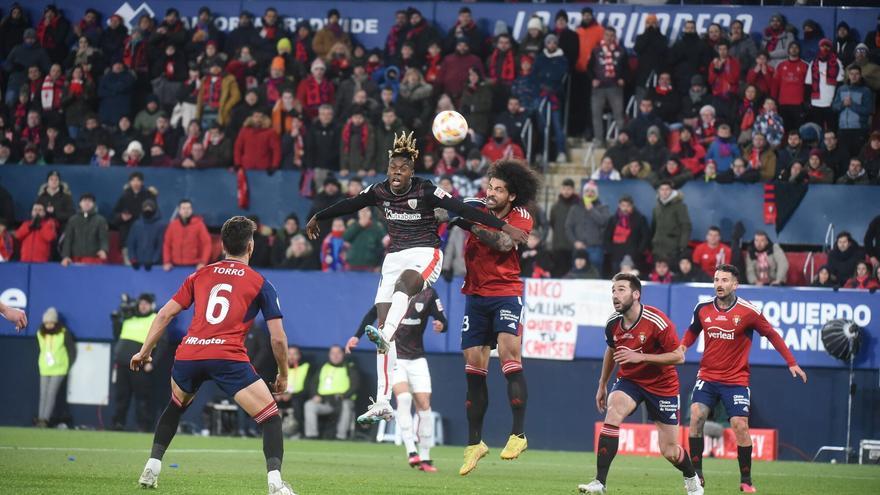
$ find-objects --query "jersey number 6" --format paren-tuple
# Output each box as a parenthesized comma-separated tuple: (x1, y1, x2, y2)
(206, 283, 232, 324)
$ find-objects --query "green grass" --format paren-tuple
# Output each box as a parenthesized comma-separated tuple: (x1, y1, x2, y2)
(0, 427, 877, 494)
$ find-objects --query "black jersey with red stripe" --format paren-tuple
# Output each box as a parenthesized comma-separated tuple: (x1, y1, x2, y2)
(362, 177, 446, 252)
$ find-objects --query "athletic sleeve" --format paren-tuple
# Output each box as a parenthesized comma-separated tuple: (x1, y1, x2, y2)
(425, 185, 507, 230)
(681, 303, 704, 348)
(313, 185, 376, 220)
(751, 311, 797, 366)
(354, 305, 378, 338)
(508, 207, 534, 234)
(172, 273, 196, 309)
(258, 279, 283, 321)
(429, 289, 447, 332)
(604, 319, 616, 348)
(656, 312, 680, 353)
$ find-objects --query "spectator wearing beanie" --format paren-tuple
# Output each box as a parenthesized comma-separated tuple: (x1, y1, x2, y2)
(805, 38, 844, 130)
(234, 110, 281, 172)
(564, 180, 611, 271)
(481, 124, 524, 162)
(297, 58, 335, 120)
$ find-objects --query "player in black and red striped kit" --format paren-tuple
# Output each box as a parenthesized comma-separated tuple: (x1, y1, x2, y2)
(680, 264, 807, 493)
(580, 273, 703, 495)
(306, 132, 528, 425)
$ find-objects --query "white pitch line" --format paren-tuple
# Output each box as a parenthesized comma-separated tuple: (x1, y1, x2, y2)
(1, 446, 878, 481)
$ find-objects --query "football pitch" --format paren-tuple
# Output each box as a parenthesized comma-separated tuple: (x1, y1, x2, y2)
(0, 427, 878, 494)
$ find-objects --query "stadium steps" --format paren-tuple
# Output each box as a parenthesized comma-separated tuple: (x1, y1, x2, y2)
(535, 139, 606, 208)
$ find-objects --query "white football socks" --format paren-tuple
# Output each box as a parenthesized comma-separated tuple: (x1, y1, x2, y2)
(382, 291, 410, 341)
(375, 341, 397, 404)
(396, 392, 417, 454)
(145, 458, 161, 474)
(417, 409, 434, 461)
(268, 469, 282, 488)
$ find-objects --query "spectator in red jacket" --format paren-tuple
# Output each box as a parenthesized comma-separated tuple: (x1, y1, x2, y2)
(708, 40, 741, 120)
(692, 225, 733, 276)
(774, 42, 809, 133)
(0, 219, 13, 261)
(233, 111, 281, 171)
(746, 50, 775, 98)
(14, 203, 57, 263)
(162, 199, 211, 270)
(480, 124, 524, 163)
(844, 261, 880, 290)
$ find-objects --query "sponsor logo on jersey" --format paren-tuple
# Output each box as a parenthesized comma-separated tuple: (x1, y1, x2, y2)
(384, 208, 422, 221)
(184, 336, 227, 345)
(705, 326, 736, 340)
(401, 317, 422, 326)
(716, 315, 727, 321)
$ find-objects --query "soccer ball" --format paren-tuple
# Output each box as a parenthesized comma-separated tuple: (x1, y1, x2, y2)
(432, 110, 469, 146)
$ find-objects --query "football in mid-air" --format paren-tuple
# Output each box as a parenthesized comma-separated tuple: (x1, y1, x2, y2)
(432, 110, 469, 145)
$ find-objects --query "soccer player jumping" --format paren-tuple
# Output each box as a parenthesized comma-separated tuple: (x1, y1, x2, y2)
(681, 264, 807, 493)
(580, 273, 703, 495)
(450, 160, 538, 476)
(130, 217, 297, 495)
(306, 132, 528, 425)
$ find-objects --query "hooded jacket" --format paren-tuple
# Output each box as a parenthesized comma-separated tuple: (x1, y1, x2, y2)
(36, 181, 75, 225)
(126, 209, 165, 267)
(651, 190, 692, 261)
(746, 241, 789, 285)
(60, 206, 109, 259)
(564, 199, 611, 248)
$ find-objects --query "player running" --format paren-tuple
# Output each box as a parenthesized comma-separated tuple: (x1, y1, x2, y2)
(579, 273, 703, 495)
(449, 159, 538, 476)
(348, 287, 447, 472)
(130, 217, 297, 495)
(306, 132, 528, 425)
(680, 264, 807, 493)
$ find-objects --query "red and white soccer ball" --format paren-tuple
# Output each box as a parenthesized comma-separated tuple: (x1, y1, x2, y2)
(432, 110, 469, 146)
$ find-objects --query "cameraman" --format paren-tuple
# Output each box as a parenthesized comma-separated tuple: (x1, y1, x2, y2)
(111, 293, 160, 431)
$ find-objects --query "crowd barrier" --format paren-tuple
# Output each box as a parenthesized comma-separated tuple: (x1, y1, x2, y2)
(4, 2, 877, 53)
(2, 263, 876, 370)
(2, 166, 878, 245)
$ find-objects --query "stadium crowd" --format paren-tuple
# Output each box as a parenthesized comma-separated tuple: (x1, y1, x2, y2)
(0, 4, 879, 289)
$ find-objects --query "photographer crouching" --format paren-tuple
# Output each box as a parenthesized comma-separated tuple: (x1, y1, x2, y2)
(111, 293, 161, 431)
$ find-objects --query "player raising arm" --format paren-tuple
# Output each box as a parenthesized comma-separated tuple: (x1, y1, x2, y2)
(305, 132, 528, 425)
(580, 273, 702, 495)
(680, 264, 806, 493)
(130, 216, 297, 495)
(0, 302, 27, 332)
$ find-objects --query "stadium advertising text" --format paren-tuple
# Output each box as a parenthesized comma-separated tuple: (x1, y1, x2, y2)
(596, 422, 778, 461)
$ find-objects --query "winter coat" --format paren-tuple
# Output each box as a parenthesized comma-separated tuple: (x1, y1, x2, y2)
(640, 143, 670, 172)
(716, 167, 760, 184)
(438, 52, 484, 101)
(669, 32, 711, 91)
(99, 24, 128, 63)
(97, 70, 136, 126)
(4, 42, 51, 94)
(397, 80, 432, 131)
(162, 215, 211, 266)
(61, 78, 96, 128)
(60, 207, 109, 259)
(706, 137, 741, 172)
(196, 74, 241, 126)
(651, 191, 692, 262)
(0, 8, 29, 59)
(827, 243, 866, 281)
(575, 21, 604, 73)
(533, 49, 569, 95)
(741, 144, 777, 182)
(126, 212, 165, 267)
(312, 27, 351, 60)
(603, 208, 651, 268)
(604, 142, 639, 170)
(480, 138, 524, 163)
(564, 200, 611, 248)
(865, 215, 880, 262)
(234, 117, 281, 171)
(625, 113, 666, 148)
(133, 109, 165, 135)
(729, 35, 758, 76)
(589, 43, 627, 87)
(832, 82, 874, 131)
(375, 119, 407, 162)
(650, 166, 694, 189)
(14, 217, 57, 262)
(633, 27, 668, 87)
(459, 82, 493, 137)
(339, 123, 376, 173)
(305, 122, 341, 171)
(203, 137, 233, 168)
(549, 195, 579, 251)
(113, 185, 157, 242)
(343, 220, 386, 269)
(746, 243, 789, 285)
(36, 182, 75, 225)
(762, 29, 795, 67)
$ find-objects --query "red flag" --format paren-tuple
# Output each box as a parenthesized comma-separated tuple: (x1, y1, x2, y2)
(237, 168, 250, 209)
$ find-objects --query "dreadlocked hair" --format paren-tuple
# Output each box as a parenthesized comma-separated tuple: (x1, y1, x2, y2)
(388, 130, 419, 163)
(487, 159, 540, 207)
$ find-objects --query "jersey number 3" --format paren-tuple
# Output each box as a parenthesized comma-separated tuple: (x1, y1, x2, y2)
(206, 283, 232, 324)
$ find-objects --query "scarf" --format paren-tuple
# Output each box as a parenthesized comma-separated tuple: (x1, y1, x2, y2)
(489, 49, 516, 83)
(424, 53, 441, 83)
(153, 130, 165, 149)
(739, 99, 756, 130)
(406, 21, 427, 41)
(612, 212, 631, 244)
(386, 24, 403, 56)
(36, 16, 59, 49)
(689, 87, 706, 104)
(21, 125, 41, 146)
(294, 38, 309, 62)
(650, 271, 674, 284)
(327, 23, 343, 38)
(261, 25, 277, 40)
(126, 155, 140, 167)
(164, 59, 176, 79)
(303, 76, 332, 108)
(716, 137, 735, 157)
(93, 152, 112, 167)
(599, 40, 618, 78)
(755, 251, 771, 284)
(764, 26, 784, 52)
(655, 83, 673, 95)
(68, 78, 84, 97)
(342, 121, 369, 155)
(41, 76, 64, 111)
(749, 147, 761, 169)
(203, 75, 222, 108)
(810, 50, 839, 99)
(182, 134, 198, 158)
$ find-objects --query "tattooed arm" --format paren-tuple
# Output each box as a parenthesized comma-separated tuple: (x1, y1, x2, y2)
(470, 224, 515, 252)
